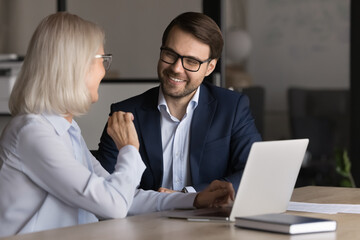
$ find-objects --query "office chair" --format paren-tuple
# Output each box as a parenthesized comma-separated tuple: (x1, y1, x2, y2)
(288, 87, 350, 186)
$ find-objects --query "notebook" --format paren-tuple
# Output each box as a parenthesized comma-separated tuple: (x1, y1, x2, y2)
(164, 139, 309, 222)
(235, 213, 336, 234)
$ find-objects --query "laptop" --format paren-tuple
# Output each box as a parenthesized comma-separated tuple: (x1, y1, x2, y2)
(164, 139, 309, 222)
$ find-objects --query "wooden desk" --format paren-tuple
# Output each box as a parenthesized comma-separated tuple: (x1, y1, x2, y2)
(2, 186, 360, 240)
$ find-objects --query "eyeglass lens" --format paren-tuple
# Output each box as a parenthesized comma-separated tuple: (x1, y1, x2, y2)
(102, 55, 112, 71)
(103, 58, 110, 70)
(160, 49, 201, 72)
(95, 54, 112, 71)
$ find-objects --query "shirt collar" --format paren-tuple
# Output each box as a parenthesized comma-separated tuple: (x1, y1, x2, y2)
(42, 113, 80, 136)
(157, 86, 200, 111)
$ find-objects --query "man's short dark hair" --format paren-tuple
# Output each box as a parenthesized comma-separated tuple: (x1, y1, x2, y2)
(162, 12, 223, 60)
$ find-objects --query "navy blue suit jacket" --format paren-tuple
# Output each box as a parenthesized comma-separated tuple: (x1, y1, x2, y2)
(97, 82, 262, 192)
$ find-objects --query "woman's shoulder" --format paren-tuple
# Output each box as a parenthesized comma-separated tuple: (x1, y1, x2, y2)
(0, 114, 51, 152)
(2, 114, 52, 140)
(12, 114, 50, 130)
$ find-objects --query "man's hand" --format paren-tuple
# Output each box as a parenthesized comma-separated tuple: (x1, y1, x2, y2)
(107, 111, 140, 150)
(193, 180, 235, 209)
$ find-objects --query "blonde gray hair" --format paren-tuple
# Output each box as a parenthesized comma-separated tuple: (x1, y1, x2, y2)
(9, 12, 105, 116)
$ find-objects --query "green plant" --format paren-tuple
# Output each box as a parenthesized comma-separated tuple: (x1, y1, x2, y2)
(334, 149, 356, 188)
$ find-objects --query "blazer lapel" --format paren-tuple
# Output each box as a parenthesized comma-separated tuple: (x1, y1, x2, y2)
(189, 84, 217, 184)
(136, 88, 164, 187)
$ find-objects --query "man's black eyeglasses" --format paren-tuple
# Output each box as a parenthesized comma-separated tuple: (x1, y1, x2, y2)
(160, 47, 211, 72)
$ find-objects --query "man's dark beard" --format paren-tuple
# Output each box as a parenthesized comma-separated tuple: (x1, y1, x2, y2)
(160, 81, 197, 99)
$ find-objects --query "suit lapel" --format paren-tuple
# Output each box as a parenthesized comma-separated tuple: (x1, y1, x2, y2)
(136, 88, 164, 187)
(189, 84, 217, 184)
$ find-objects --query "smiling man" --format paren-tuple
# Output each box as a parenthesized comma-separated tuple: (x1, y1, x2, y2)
(97, 12, 262, 194)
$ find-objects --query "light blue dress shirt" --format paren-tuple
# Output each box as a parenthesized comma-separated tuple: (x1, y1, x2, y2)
(0, 113, 146, 237)
(158, 87, 199, 192)
(0, 113, 198, 237)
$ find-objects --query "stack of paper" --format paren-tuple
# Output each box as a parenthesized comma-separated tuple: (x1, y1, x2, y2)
(288, 201, 360, 214)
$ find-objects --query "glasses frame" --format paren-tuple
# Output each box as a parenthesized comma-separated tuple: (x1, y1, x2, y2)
(95, 54, 113, 71)
(160, 47, 211, 72)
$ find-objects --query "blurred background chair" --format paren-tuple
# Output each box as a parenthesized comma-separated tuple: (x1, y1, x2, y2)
(288, 87, 350, 187)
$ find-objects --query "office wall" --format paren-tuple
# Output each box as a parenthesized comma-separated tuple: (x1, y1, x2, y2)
(247, 0, 349, 111)
(246, 0, 349, 139)
(3, 0, 202, 78)
(2, 0, 55, 53)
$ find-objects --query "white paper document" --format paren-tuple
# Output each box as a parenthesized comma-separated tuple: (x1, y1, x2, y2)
(288, 201, 360, 214)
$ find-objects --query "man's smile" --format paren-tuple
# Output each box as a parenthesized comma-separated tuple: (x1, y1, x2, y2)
(169, 76, 186, 83)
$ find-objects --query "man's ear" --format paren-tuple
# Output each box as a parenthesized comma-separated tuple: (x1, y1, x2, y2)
(205, 59, 218, 77)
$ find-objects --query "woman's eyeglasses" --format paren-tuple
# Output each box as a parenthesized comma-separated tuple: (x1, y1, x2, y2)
(95, 54, 113, 71)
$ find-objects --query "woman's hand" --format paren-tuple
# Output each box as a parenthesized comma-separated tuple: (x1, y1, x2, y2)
(193, 180, 235, 209)
(158, 187, 177, 193)
(107, 111, 140, 150)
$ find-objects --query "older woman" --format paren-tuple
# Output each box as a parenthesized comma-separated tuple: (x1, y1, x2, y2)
(0, 12, 145, 236)
(0, 12, 234, 237)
